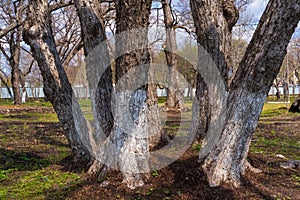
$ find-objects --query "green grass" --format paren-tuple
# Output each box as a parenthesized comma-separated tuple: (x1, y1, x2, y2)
(0, 99, 52, 107)
(0, 111, 75, 199)
(0, 112, 58, 123)
(250, 101, 300, 160)
(0, 169, 81, 199)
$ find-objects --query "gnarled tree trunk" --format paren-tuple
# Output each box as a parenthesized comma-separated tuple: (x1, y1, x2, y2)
(191, 0, 300, 187)
(23, 0, 93, 164)
(74, 0, 114, 175)
(190, 0, 238, 140)
(108, 0, 153, 189)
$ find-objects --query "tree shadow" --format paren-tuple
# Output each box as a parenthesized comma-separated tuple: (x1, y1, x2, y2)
(0, 148, 51, 171)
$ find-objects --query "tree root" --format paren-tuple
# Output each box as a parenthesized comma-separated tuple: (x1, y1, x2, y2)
(244, 160, 262, 174)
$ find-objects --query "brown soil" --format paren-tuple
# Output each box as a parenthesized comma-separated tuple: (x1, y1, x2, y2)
(0, 107, 299, 200)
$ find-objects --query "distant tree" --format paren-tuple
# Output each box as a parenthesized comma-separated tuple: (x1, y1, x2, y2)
(161, 0, 185, 110)
(0, 0, 25, 104)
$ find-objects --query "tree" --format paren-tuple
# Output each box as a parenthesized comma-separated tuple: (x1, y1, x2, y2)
(0, 0, 24, 104)
(161, 0, 185, 110)
(191, 0, 300, 187)
(107, 0, 153, 189)
(23, 0, 93, 165)
(73, 0, 114, 175)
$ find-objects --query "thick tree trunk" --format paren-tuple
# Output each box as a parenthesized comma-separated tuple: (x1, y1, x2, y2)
(23, 0, 93, 164)
(191, 0, 300, 187)
(107, 0, 152, 189)
(190, 0, 238, 140)
(162, 0, 185, 110)
(74, 0, 114, 175)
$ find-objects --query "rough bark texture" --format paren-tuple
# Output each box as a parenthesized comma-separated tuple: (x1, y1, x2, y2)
(110, 0, 152, 189)
(0, 73, 13, 99)
(191, 0, 300, 187)
(147, 64, 162, 148)
(10, 14, 23, 105)
(74, 0, 114, 175)
(161, 0, 185, 110)
(23, 0, 93, 164)
(190, 0, 238, 140)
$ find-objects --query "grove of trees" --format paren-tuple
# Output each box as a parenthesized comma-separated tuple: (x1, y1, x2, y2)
(0, 0, 299, 189)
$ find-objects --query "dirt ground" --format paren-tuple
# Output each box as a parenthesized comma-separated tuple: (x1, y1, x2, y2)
(0, 106, 299, 200)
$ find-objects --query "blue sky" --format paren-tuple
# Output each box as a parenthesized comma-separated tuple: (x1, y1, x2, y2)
(245, 0, 268, 24)
(245, 0, 300, 39)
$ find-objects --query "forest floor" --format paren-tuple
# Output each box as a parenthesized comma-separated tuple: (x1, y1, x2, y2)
(0, 100, 299, 200)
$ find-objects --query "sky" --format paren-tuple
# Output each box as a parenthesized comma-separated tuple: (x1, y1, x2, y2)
(245, 0, 268, 24)
(243, 0, 300, 40)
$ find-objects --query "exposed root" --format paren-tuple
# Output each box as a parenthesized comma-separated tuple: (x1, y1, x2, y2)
(244, 160, 262, 174)
(87, 160, 108, 182)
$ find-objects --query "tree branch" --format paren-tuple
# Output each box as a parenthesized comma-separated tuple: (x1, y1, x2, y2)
(62, 39, 83, 66)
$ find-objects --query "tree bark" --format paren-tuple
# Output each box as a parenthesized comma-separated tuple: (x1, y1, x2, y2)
(162, 0, 185, 110)
(0, 72, 13, 100)
(190, 0, 238, 140)
(23, 0, 93, 164)
(191, 0, 300, 187)
(147, 62, 162, 148)
(74, 0, 114, 175)
(108, 0, 153, 189)
(10, 23, 22, 105)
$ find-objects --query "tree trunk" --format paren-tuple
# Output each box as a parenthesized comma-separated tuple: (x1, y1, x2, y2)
(190, 0, 238, 140)
(147, 64, 162, 148)
(274, 79, 281, 100)
(0, 72, 13, 100)
(74, 0, 114, 175)
(107, 0, 152, 189)
(23, 0, 93, 164)
(10, 27, 22, 105)
(162, 0, 185, 110)
(191, 0, 300, 187)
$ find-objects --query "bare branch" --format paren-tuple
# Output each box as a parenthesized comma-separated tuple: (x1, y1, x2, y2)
(0, 21, 22, 38)
(62, 39, 83, 66)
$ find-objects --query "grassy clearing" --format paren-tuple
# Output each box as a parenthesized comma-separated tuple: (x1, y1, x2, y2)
(250, 101, 300, 160)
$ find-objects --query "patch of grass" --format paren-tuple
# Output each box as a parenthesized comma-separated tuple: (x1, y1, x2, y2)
(0, 168, 16, 182)
(0, 169, 81, 199)
(0, 99, 52, 107)
(261, 103, 288, 118)
(292, 175, 300, 183)
(0, 112, 58, 123)
(250, 136, 300, 160)
(151, 170, 159, 178)
(0, 149, 51, 171)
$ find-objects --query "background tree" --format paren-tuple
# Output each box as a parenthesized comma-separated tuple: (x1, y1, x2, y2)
(161, 0, 185, 110)
(0, 0, 26, 104)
